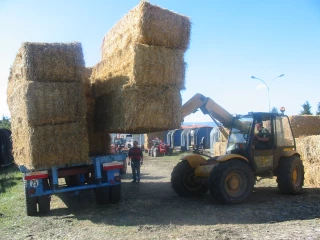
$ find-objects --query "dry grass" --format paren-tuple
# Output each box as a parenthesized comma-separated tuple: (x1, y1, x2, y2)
(101, 1, 190, 61)
(9, 42, 85, 83)
(92, 44, 185, 97)
(296, 135, 320, 187)
(289, 115, 320, 137)
(11, 119, 89, 170)
(7, 81, 86, 126)
(95, 86, 182, 133)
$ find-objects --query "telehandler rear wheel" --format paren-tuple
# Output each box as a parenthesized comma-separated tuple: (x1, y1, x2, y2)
(209, 159, 254, 204)
(277, 155, 304, 194)
(171, 161, 207, 197)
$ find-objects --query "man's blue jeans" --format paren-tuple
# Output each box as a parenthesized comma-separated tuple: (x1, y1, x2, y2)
(131, 160, 141, 182)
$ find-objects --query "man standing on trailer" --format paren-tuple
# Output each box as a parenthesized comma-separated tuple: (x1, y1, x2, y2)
(128, 141, 143, 183)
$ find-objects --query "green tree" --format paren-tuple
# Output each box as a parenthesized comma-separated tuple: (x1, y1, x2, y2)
(0, 116, 11, 130)
(316, 102, 320, 115)
(271, 106, 279, 114)
(300, 101, 312, 115)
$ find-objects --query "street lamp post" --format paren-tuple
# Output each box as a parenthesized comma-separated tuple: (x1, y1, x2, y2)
(251, 74, 284, 112)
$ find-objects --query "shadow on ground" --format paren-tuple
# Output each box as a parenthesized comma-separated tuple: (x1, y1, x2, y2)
(49, 178, 320, 226)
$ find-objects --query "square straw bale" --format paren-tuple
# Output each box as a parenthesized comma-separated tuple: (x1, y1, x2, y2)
(83, 67, 93, 96)
(92, 44, 185, 97)
(88, 132, 112, 157)
(11, 42, 85, 83)
(7, 81, 86, 126)
(101, 1, 191, 60)
(95, 86, 182, 133)
(11, 119, 89, 170)
(289, 115, 320, 137)
(295, 135, 320, 187)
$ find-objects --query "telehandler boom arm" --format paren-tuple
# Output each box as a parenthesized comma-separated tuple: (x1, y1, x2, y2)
(181, 93, 234, 139)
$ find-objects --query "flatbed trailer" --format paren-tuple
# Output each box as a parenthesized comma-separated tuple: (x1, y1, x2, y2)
(21, 153, 126, 216)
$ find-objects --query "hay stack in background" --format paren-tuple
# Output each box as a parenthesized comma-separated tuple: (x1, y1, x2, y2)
(101, 1, 190, 60)
(95, 86, 182, 133)
(7, 42, 89, 170)
(296, 135, 320, 187)
(92, 44, 185, 97)
(289, 115, 320, 137)
(144, 131, 166, 149)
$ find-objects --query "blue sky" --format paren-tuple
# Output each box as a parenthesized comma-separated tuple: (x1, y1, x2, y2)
(0, 0, 319, 122)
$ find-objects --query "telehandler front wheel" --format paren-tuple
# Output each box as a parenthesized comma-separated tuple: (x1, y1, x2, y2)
(171, 161, 207, 197)
(277, 155, 304, 194)
(209, 159, 254, 204)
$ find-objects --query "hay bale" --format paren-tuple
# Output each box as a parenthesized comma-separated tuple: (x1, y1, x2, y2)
(11, 119, 89, 170)
(95, 86, 182, 133)
(288, 115, 320, 138)
(83, 67, 93, 96)
(88, 132, 112, 157)
(101, 1, 190, 60)
(296, 135, 320, 187)
(86, 97, 96, 133)
(144, 131, 166, 149)
(10, 42, 85, 83)
(92, 44, 185, 97)
(213, 142, 227, 156)
(7, 81, 86, 126)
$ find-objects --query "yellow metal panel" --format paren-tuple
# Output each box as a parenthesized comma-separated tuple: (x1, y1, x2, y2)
(181, 154, 207, 168)
(217, 154, 249, 162)
(195, 164, 216, 177)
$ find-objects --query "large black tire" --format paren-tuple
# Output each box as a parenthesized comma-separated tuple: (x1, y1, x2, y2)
(277, 155, 304, 194)
(209, 159, 254, 204)
(110, 184, 121, 204)
(38, 195, 51, 214)
(171, 161, 207, 197)
(96, 187, 110, 205)
(24, 180, 37, 216)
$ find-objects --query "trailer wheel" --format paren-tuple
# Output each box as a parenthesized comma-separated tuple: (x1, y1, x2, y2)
(110, 184, 121, 204)
(96, 187, 110, 205)
(38, 195, 51, 214)
(24, 180, 37, 216)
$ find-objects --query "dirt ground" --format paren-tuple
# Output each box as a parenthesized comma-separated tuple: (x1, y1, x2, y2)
(1, 154, 320, 240)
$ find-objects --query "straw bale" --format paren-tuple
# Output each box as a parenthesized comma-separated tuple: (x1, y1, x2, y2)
(295, 135, 320, 187)
(144, 131, 166, 149)
(11, 119, 89, 170)
(101, 1, 190, 60)
(92, 44, 185, 97)
(83, 67, 93, 96)
(11, 42, 85, 83)
(95, 86, 182, 133)
(288, 115, 320, 138)
(86, 97, 96, 133)
(213, 142, 227, 156)
(7, 81, 86, 126)
(88, 132, 112, 156)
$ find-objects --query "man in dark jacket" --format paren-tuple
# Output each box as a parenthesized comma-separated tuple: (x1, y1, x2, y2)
(128, 141, 143, 183)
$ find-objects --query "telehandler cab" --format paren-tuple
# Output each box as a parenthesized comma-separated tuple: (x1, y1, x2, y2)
(171, 94, 304, 204)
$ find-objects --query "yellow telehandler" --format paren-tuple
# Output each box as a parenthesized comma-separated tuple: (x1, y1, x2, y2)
(171, 94, 304, 204)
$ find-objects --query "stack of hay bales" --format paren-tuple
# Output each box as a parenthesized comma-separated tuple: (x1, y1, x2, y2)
(7, 42, 89, 170)
(91, 1, 190, 133)
(213, 128, 229, 156)
(288, 115, 320, 138)
(295, 135, 320, 187)
(84, 68, 113, 156)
